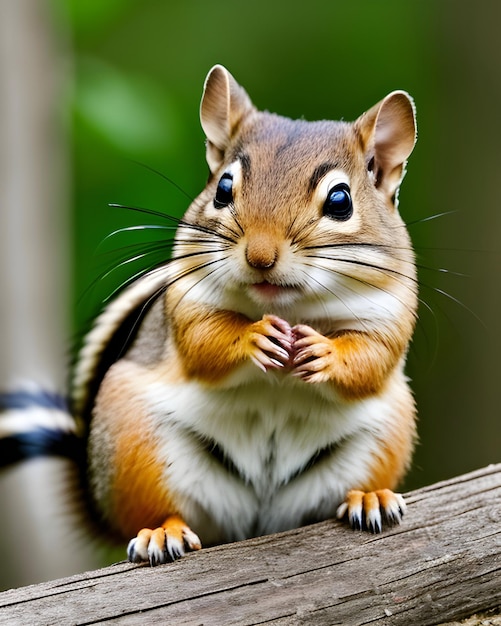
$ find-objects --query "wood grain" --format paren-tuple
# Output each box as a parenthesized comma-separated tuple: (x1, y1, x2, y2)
(0, 464, 500, 625)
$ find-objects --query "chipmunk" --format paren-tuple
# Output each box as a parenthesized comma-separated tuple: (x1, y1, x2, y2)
(71, 64, 418, 565)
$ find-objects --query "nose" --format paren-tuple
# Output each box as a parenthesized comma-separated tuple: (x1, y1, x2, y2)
(245, 234, 278, 270)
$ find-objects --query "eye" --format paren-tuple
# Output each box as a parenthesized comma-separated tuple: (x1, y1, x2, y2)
(214, 172, 234, 209)
(323, 183, 353, 221)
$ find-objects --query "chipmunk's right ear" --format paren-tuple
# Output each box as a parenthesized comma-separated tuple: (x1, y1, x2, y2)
(200, 65, 255, 173)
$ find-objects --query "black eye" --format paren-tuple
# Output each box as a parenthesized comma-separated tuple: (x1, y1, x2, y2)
(323, 183, 353, 221)
(214, 172, 234, 209)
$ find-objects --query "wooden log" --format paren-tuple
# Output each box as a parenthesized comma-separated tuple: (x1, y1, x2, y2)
(0, 464, 500, 626)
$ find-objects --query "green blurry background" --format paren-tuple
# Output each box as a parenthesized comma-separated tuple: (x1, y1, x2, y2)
(62, 0, 499, 492)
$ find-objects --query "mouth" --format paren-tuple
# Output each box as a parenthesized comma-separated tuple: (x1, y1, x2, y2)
(249, 281, 299, 301)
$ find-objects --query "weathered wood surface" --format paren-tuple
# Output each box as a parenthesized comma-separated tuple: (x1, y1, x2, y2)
(0, 464, 500, 626)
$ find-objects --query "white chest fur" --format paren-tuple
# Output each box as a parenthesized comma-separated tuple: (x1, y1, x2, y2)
(143, 366, 405, 544)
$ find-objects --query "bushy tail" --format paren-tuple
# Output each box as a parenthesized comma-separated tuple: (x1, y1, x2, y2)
(0, 388, 84, 468)
(0, 387, 107, 589)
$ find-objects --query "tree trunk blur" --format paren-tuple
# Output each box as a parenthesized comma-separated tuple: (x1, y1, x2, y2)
(0, 0, 100, 589)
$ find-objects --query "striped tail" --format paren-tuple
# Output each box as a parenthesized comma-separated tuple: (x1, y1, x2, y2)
(0, 389, 84, 468)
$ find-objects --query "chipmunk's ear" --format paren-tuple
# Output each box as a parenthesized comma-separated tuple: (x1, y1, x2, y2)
(200, 65, 256, 173)
(355, 91, 417, 206)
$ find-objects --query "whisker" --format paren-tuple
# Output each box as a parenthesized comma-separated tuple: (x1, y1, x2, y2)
(176, 219, 239, 245)
(303, 240, 485, 263)
(306, 248, 484, 335)
(186, 215, 245, 243)
(167, 258, 228, 316)
(101, 264, 171, 304)
(99, 224, 178, 246)
(304, 262, 418, 325)
(98, 233, 231, 261)
(130, 160, 195, 203)
(415, 263, 468, 278)
(408, 295, 440, 369)
(301, 262, 400, 330)
(107, 205, 234, 244)
(109, 202, 181, 223)
(108, 202, 240, 246)
(94, 242, 175, 268)
(403, 210, 458, 228)
(305, 251, 417, 287)
(83, 216, 232, 301)
(303, 263, 445, 360)
(112, 285, 169, 362)
(306, 245, 466, 283)
(296, 271, 334, 322)
(426, 286, 487, 330)
(86, 248, 170, 297)
(100, 248, 227, 306)
(303, 242, 417, 269)
(304, 242, 386, 251)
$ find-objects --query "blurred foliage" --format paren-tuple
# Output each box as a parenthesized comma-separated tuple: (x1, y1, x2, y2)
(58, 0, 500, 491)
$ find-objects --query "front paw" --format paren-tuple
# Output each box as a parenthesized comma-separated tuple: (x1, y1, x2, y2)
(336, 489, 406, 533)
(248, 314, 293, 372)
(292, 324, 335, 383)
(127, 516, 202, 566)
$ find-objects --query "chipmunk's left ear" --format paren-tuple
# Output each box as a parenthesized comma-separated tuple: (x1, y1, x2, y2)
(355, 91, 417, 206)
(200, 65, 256, 173)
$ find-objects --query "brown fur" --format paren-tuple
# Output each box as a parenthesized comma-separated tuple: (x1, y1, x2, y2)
(84, 65, 419, 562)
(90, 361, 179, 539)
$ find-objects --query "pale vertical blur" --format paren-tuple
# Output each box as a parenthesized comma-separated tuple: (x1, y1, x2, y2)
(0, 0, 68, 386)
(0, 0, 101, 589)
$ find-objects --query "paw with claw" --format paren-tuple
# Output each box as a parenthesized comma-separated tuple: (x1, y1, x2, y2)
(127, 515, 201, 566)
(336, 489, 406, 533)
(291, 324, 336, 383)
(247, 314, 293, 372)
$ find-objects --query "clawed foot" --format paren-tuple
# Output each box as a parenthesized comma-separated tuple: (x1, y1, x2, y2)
(248, 319, 337, 381)
(127, 515, 202, 566)
(336, 489, 406, 533)
(291, 324, 334, 383)
(248, 314, 293, 372)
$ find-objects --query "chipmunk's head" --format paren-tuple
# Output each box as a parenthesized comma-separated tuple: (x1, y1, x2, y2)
(172, 65, 417, 326)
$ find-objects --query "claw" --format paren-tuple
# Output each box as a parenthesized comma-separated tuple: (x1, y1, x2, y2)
(248, 315, 293, 372)
(127, 516, 201, 566)
(337, 489, 406, 533)
(291, 324, 334, 382)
